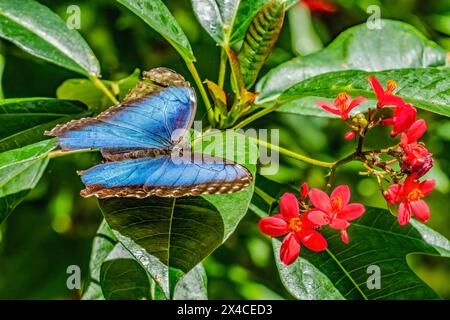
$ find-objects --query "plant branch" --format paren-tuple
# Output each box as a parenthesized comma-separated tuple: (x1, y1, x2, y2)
(185, 61, 215, 125)
(218, 48, 227, 88)
(233, 102, 279, 129)
(249, 136, 335, 168)
(89, 76, 119, 107)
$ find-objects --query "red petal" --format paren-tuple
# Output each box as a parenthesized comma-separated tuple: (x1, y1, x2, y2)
(331, 185, 351, 207)
(340, 229, 349, 244)
(410, 200, 430, 222)
(320, 104, 341, 116)
(406, 119, 427, 143)
(329, 218, 350, 230)
(279, 192, 300, 221)
(367, 76, 384, 100)
(384, 184, 403, 204)
(339, 203, 365, 220)
(348, 96, 367, 110)
(419, 179, 435, 196)
(398, 201, 411, 226)
(309, 188, 331, 212)
(379, 95, 405, 108)
(403, 173, 419, 195)
(307, 210, 330, 226)
(382, 118, 394, 126)
(299, 229, 327, 252)
(280, 232, 301, 265)
(258, 216, 289, 237)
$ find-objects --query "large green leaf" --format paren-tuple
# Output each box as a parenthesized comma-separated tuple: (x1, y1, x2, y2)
(0, 0, 100, 76)
(100, 243, 152, 300)
(0, 139, 56, 223)
(192, 0, 295, 46)
(56, 69, 140, 112)
(0, 53, 4, 99)
(99, 131, 256, 298)
(256, 20, 446, 103)
(117, 0, 195, 62)
(0, 98, 88, 152)
(82, 220, 116, 300)
(82, 220, 208, 300)
(277, 68, 450, 118)
(191, 0, 241, 46)
(273, 208, 450, 299)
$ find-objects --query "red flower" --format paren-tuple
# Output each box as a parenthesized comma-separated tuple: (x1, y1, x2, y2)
(400, 120, 433, 177)
(258, 193, 327, 265)
(317, 93, 367, 120)
(384, 174, 435, 225)
(307, 185, 365, 243)
(300, 0, 337, 13)
(382, 103, 417, 137)
(367, 76, 405, 108)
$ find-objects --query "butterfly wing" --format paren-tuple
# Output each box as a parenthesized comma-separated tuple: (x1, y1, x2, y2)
(46, 85, 196, 151)
(78, 153, 252, 198)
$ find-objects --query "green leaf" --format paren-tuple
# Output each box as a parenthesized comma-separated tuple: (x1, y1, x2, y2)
(0, 139, 56, 223)
(57, 69, 140, 111)
(277, 68, 450, 118)
(100, 243, 152, 300)
(272, 207, 450, 299)
(83, 220, 208, 300)
(256, 20, 446, 103)
(0, 53, 5, 99)
(238, 0, 286, 89)
(99, 131, 256, 298)
(193, 0, 296, 45)
(118, 0, 195, 62)
(82, 220, 116, 300)
(0, 0, 100, 76)
(0, 98, 88, 152)
(191, 0, 241, 47)
(173, 264, 208, 300)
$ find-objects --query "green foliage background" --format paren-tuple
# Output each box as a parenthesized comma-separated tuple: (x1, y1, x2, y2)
(0, 0, 449, 299)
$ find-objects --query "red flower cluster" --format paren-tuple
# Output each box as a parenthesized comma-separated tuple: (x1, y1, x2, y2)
(258, 184, 365, 265)
(316, 75, 435, 227)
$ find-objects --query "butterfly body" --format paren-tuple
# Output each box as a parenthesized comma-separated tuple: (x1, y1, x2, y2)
(46, 68, 252, 198)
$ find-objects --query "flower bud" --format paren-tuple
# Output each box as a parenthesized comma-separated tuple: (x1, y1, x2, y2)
(300, 182, 309, 199)
(352, 112, 368, 128)
(340, 229, 349, 244)
(344, 130, 357, 140)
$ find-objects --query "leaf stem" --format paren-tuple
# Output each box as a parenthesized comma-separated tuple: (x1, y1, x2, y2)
(218, 48, 227, 88)
(89, 76, 119, 106)
(233, 102, 279, 129)
(185, 61, 215, 125)
(248, 136, 335, 168)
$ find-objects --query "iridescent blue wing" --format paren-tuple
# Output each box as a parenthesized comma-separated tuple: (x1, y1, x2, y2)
(46, 85, 196, 151)
(78, 153, 252, 198)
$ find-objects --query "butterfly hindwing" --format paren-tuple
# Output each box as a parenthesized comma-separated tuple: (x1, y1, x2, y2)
(79, 153, 252, 198)
(46, 85, 196, 151)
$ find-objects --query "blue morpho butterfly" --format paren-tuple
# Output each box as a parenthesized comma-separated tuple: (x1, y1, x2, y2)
(46, 68, 252, 198)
